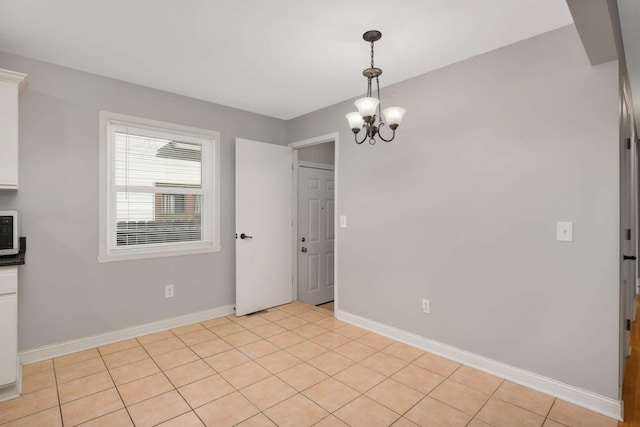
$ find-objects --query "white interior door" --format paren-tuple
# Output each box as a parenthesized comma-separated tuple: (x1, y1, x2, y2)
(236, 138, 293, 316)
(620, 94, 636, 399)
(297, 166, 335, 305)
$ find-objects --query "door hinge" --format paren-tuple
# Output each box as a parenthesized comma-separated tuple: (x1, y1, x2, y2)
(627, 319, 631, 331)
(626, 228, 632, 241)
(626, 138, 631, 150)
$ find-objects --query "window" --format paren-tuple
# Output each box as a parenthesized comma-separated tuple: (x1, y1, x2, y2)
(194, 195, 201, 215)
(160, 194, 186, 215)
(99, 111, 220, 262)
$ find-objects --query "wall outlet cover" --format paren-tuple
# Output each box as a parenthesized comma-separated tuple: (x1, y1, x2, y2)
(422, 299, 431, 314)
(557, 221, 573, 242)
(165, 284, 174, 298)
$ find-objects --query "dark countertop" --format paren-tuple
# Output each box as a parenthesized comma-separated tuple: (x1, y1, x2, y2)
(0, 237, 26, 266)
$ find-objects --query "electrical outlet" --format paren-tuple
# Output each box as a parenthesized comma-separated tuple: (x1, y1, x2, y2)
(556, 221, 573, 242)
(165, 284, 174, 298)
(422, 299, 430, 314)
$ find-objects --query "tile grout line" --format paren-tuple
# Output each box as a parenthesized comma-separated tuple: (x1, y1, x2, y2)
(97, 342, 137, 427)
(228, 307, 347, 425)
(164, 314, 252, 421)
(172, 320, 216, 425)
(179, 308, 310, 425)
(465, 370, 504, 427)
(1, 365, 62, 426)
(136, 323, 231, 424)
(52, 360, 64, 427)
(216, 307, 307, 426)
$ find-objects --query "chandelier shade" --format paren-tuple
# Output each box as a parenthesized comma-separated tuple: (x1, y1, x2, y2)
(354, 97, 379, 120)
(346, 112, 365, 130)
(346, 30, 406, 145)
(382, 107, 406, 129)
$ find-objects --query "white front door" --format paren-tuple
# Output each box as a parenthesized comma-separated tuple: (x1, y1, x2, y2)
(235, 138, 293, 316)
(297, 166, 335, 306)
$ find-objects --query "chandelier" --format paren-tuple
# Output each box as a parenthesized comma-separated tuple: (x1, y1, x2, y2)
(346, 30, 406, 145)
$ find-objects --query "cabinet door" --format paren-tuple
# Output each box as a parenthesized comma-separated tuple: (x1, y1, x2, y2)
(0, 293, 17, 385)
(0, 80, 19, 189)
(0, 69, 27, 190)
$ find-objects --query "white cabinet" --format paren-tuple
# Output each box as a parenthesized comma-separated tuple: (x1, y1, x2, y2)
(0, 267, 17, 387)
(0, 69, 27, 190)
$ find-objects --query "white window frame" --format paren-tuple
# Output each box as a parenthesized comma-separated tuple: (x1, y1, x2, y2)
(98, 111, 221, 262)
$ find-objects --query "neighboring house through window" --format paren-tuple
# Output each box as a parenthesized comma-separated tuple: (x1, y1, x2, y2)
(98, 111, 220, 262)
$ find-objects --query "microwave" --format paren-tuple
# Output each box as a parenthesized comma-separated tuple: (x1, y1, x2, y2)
(0, 211, 19, 256)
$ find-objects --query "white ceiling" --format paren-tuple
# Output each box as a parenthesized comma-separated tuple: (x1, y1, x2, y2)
(0, 0, 574, 120)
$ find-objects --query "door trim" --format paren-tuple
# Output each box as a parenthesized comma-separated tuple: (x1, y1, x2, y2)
(289, 133, 339, 308)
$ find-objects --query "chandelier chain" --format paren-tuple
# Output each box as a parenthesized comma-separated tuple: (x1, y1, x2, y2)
(370, 40, 375, 69)
(367, 41, 375, 98)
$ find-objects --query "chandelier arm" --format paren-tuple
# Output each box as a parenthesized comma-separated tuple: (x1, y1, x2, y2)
(354, 131, 368, 144)
(376, 123, 396, 142)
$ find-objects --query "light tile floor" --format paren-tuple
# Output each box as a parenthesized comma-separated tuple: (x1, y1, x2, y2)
(0, 301, 619, 427)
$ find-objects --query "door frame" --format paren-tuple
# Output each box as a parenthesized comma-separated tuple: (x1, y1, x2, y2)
(288, 132, 339, 310)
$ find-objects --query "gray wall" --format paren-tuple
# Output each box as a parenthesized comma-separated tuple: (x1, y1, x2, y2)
(0, 52, 288, 351)
(297, 141, 335, 166)
(289, 25, 620, 398)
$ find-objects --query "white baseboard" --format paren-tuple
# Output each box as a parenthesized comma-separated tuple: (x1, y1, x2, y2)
(336, 309, 623, 421)
(0, 384, 19, 404)
(20, 304, 235, 365)
(0, 364, 22, 403)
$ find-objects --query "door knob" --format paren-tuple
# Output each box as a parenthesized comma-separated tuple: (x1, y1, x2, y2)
(240, 233, 253, 240)
(301, 247, 307, 253)
(623, 255, 637, 261)
(301, 237, 306, 242)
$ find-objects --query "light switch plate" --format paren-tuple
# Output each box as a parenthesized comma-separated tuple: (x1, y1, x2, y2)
(557, 221, 573, 242)
(339, 215, 347, 228)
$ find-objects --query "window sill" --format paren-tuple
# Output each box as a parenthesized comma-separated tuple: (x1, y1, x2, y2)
(97, 244, 221, 263)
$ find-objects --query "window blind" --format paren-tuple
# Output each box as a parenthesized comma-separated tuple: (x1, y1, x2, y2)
(111, 124, 205, 248)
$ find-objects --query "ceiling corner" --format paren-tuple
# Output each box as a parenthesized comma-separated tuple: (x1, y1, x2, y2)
(566, 0, 618, 65)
